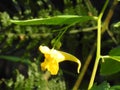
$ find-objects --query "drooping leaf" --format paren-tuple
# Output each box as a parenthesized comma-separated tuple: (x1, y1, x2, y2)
(100, 46, 120, 76)
(10, 15, 97, 25)
(0, 55, 31, 64)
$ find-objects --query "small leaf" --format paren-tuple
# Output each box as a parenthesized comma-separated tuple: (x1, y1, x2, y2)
(3, 78, 13, 87)
(14, 70, 25, 89)
(100, 46, 120, 76)
(110, 85, 120, 90)
(91, 81, 110, 90)
(10, 15, 97, 25)
(113, 21, 120, 27)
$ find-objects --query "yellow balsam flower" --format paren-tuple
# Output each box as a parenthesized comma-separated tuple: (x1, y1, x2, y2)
(39, 45, 81, 75)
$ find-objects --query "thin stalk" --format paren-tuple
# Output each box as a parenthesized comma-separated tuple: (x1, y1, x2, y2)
(53, 23, 76, 49)
(52, 26, 69, 49)
(84, 0, 97, 16)
(88, 0, 109, 89)
(72, 0, 118, 90)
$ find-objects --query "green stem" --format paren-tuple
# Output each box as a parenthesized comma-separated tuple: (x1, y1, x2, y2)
(53, 23, 76, 49)
(88, 0, 109, 89)
(52, 26, 69, 49)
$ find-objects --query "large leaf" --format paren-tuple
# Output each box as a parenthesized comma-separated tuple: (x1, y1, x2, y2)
(100, 46, 120, 76)
(100, 58, 120, 76)
(0, 55, 31, 64)
(10, 15, 97, 25)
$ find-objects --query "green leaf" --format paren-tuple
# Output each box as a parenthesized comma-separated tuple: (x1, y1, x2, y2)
(100, 58, 120, 76)
(10, 15, 97, 25)
(14, 70, 25, 90)
(91, 81, 120, 90)
(91, 81, 110, 90)
(113, 21, 120, 27)
(100, 46, 120, 76)
(110, 85, 120, 90)
(2, 78, 13, 87)
(0, 55, 31, 64)
(109, 46, 120, 56)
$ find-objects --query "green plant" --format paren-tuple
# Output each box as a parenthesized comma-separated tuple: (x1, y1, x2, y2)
(1, 0, 120, 90)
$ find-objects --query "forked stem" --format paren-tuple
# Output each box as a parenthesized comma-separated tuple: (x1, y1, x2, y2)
(88, 0, 109, 89)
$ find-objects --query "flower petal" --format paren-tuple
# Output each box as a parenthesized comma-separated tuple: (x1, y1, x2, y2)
(40, 59, 59, 75)
(47, 61, 59, 75)
(41, 60, 47, 71)
(58, 51, 81, 73)
(39, 45, 50, 54)
(50, 49, 65, 62)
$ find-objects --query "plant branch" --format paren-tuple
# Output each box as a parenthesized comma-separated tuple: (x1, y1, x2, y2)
(72, 0, 118, 89)
(101, 0, 119, 33)
(88, 0, 109, 89)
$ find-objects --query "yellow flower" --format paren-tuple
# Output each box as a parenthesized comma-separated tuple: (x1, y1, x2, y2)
(39, 45, 81, 75)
